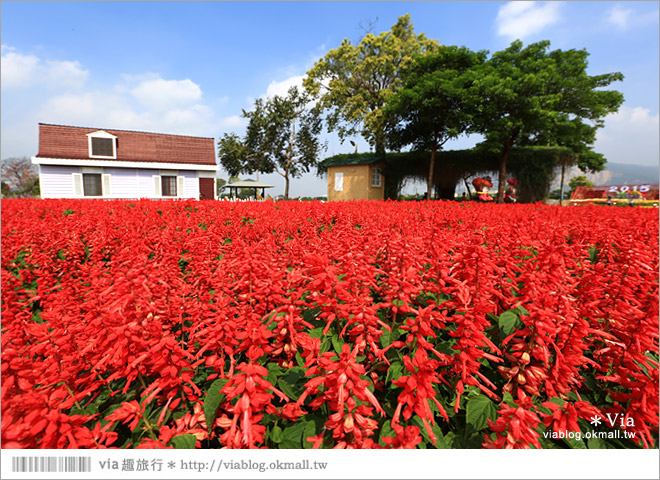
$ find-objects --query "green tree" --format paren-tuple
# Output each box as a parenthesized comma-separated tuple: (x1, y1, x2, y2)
(385, 45, 487, 200)
(568, 175, 593, 196)
(217, 86, 326, 199)
(473, 40, 623, 202)
(1, 157, 39, 197)
(304, 14, 438, 156)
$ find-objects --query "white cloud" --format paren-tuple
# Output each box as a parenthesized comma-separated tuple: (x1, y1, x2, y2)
(37, 92, 131, 127)
(1, 45, 88, 89)
(36, 88, 219, 138)
(1, 47, 40, 88)
(595, 105, 660, 166)
(43, 60, 89, 89)
(496, 1, 562, 39)
(258, 74, 321, 111)
(0, 45, 293, 159)
(263, 75, 304, 99)
(130, 78, 202, 111)
(219, 115, 247, 128)
(605, 4, 658, 30)
(606, 5, 633, 29)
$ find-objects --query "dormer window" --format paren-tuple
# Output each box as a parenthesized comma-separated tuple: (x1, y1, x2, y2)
(87, 131, 117, 159)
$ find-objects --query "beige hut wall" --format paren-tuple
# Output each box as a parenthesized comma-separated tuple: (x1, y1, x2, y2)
(327, 165, 385, 201)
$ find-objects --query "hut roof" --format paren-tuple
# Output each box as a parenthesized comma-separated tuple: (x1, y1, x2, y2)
(223, 180, 274, 188)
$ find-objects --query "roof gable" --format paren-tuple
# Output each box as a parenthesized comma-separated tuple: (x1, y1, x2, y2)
(37, 123, 216, 166)
(86, 130, 117, 139)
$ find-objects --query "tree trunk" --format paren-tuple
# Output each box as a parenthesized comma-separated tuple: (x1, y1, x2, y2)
(283, 119, 296, 200)
(436, 183, 456, 200)
(427, 144, 437, 201)
(464, 178, 472, 200)
(375, 130, 386, 157)
(497, 139, 513, 203)
(559, 162, 566, 206)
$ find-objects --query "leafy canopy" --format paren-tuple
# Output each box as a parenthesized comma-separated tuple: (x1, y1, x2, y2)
(384, 45, 487, 199)
(217, 86, 326, 199)
(473, 40, 623, 201)
(568, 175, 594, 196)
(304, 14, 438, 154)
(385, 45, 487, 152)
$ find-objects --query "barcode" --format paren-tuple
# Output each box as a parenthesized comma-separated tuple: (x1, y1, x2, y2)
(11, 456, 91, 473)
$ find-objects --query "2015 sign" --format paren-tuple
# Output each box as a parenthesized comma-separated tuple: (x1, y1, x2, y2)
(608, 184, 651, 193)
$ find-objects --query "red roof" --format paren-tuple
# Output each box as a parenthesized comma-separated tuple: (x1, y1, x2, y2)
(36, 123, 216, 166)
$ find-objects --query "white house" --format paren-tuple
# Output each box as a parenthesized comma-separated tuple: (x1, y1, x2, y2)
(32, 123, 218, 200)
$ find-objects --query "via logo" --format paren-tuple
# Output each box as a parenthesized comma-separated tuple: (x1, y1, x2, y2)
(590, 413, 635, 428)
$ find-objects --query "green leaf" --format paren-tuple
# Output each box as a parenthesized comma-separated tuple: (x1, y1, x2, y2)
(385, 361, 404, 386)
(562, 435, 587, 449)
(498, 310, 520, 336)
(320, 336, 332, 353)
(170, 434, 197, 449)
(277, 367, 306, 401)
(410, 416, 450, 448)
(308, 327, 324, 339)
(203, 378, 228, 434)
(380, 326, 402, 348)
(266, 362, 285, 386)
(466, 394, 497, 431)
(302, 307, 321, 324)
(280, 420, 313, 449)
(378, 419, 396, 446)
(302, 421, 317, 449)
(271, 425, 284, 444)
(331, 333, 344, 354)
(515, 305, 530, 316)
(295, 352, 305, 367)
(587, 436, 607, 449)
(547, 397, 565, 408)
(502, 391, 516, 407)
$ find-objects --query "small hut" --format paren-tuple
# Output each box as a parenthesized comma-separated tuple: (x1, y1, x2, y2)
(222, 179, 275, 200)
(318, 156, 385, 201)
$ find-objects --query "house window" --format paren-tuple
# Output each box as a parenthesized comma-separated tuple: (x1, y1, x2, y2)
(334, 172, 344, 191)
(83, 173, 102, 196)
(91, 137, 114, 157)
(161, 176, 177, 196)
(371, 167, 382, 188)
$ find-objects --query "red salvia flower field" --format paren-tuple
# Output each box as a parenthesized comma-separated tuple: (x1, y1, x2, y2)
(1, 199, 658, 449)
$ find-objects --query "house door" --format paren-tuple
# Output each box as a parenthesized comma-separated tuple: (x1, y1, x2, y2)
(199, 177, 215, 200)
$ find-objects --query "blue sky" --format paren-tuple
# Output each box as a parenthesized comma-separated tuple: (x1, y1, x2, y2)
(2, 1, 658, 197)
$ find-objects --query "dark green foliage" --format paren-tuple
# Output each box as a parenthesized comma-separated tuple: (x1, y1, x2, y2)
(472, 40, 623, 201)
(385, 45, 487, 199)
(319, 146, 575, 202)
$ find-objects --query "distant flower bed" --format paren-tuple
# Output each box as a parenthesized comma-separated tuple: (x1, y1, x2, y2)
(569, 198, 659, 207)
